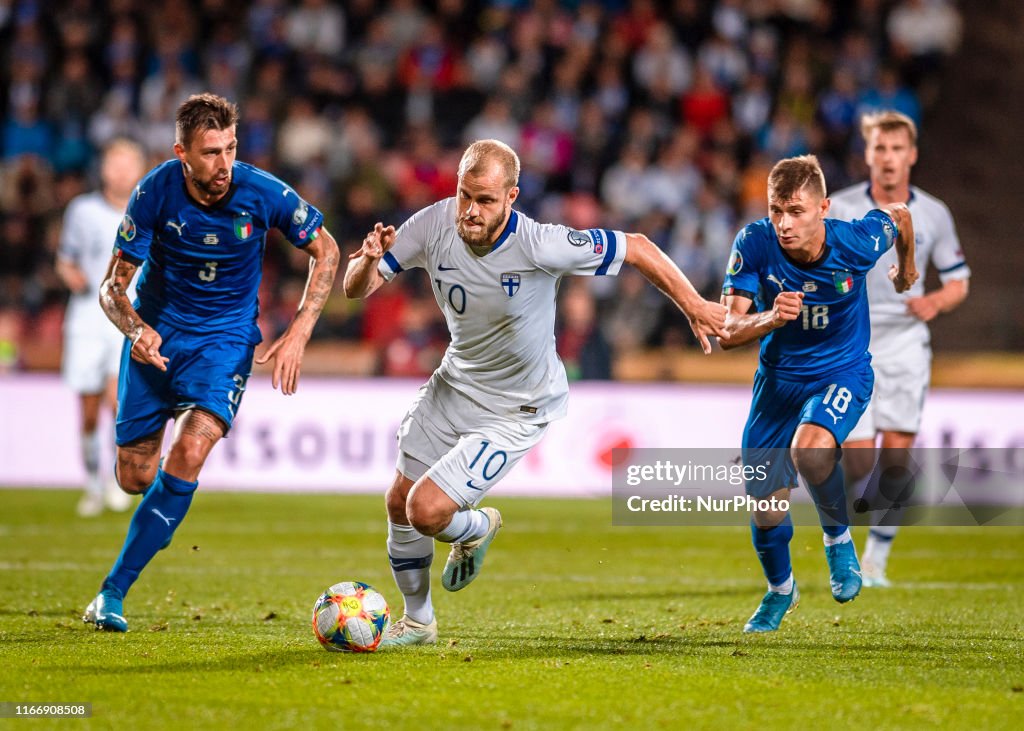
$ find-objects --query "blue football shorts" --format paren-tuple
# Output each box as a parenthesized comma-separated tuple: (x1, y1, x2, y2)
(115, 322, 256, 445)
(741, 363, 873, 497)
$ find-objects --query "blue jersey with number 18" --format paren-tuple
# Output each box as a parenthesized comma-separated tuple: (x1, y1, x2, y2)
(114, 160, 323, 344)
(722, 210, 898, 378)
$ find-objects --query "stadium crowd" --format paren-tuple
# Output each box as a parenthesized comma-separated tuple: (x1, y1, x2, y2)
(0, 0, 961, 378)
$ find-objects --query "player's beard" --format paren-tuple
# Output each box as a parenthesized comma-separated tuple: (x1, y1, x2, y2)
(457, 207, 507, 247)
(186, 163, 232, 198)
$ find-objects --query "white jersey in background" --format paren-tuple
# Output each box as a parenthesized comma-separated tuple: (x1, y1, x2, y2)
(378, 198, 627, 424)
(829, 184, 970, 345)
(59, 191, 137, 335)
(829, 183, 969, 437)
(60, 191, 135, 394)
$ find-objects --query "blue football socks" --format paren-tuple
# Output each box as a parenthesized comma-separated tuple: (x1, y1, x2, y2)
(103, 469, 198, 597)
(751, 514, 794, 587)
(808, 462, 850, 538)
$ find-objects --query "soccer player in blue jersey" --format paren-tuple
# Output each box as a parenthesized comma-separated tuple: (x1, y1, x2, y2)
(719, 155, 917, 633)
(82, 94, 340, 631)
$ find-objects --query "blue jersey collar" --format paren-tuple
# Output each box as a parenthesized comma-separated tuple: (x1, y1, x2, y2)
(777, 224, 830, 270)
(179, 163, 238, 211)
(488, 209, 519, 254)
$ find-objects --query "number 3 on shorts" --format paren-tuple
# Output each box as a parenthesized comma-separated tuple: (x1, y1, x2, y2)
(466, 440, 508, 490)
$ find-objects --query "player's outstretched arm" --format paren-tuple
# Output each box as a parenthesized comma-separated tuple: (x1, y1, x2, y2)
(99, 255, 168, 371)
(718, 291, 804, 350)
(343, 222, 396, 299)
(623, 233, 727, 354)
(255, 226, 341, 395)
(881, 203, 918, 293)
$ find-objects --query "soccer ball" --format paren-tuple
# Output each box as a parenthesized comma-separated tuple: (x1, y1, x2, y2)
(311, 581, 390, 653)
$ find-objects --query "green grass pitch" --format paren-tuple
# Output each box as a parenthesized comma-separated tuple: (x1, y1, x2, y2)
(1, 488, 1022, 730)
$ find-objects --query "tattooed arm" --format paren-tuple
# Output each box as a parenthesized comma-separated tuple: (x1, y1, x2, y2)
(255, 226, 340, 395)
(99, 255, 168, 371)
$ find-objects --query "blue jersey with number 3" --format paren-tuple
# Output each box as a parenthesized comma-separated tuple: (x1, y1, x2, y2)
(722, 211, 898, 378)
(114, 160, 323, 344)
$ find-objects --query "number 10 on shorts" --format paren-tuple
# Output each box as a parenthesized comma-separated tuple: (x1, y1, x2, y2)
(466, 440, 508, 490)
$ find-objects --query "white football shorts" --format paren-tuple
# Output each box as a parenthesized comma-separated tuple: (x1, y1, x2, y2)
(62, 328, 125, 394)
(848, 337, 931, 441)
(396, 374, 548, 508)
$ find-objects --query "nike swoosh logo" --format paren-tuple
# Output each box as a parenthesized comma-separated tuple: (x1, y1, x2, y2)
(465, 479, 486, 490)
(438, 264, 459, 271)
(151, 508, 176, 526)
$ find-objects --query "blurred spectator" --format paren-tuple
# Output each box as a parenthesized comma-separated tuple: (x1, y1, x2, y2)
(277, 98, 332, 173)
(681, 65, 729, 137)
(697, 31, 747, 91)
(139, 58, 203, 152)
(464, 33, 510, 91)
(601, 267, 663, 352)
(0, 307, 25, 373)
(646, 129, 702, 216)
(381, 0, 429, 52)
(3, 97, 51, 163)
(633, 22, 693, 98)
(777, 60, 817, 127)
(380, 297, 445, 378)
(817, 68, 860, 153)
(285, 0, 346, 60)
(463, 97, 521, 149)
(613, 0, 660, 51)
(732, 72, 772, 139)
(600, 143, 653, 222)
(758, 108, 810, 161)
(886, 0, 961, 109)
(857, 66, 922, 127)
(46, 52, 102, 172)
(520, 101, 574, 183)
(557, 282, 612, 381)
(397, 18, 457, 92)
(886, 0, 962, 81)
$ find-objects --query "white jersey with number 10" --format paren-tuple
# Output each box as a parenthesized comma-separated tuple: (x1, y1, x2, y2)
(378, 199, 627, 424)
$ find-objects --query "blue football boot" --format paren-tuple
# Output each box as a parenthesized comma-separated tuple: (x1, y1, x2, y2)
(82, 585, 128, 632)
(825, 540, 863, 603)
(743, 582, 800, 633)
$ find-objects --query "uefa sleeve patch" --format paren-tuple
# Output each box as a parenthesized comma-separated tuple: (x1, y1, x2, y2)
(118, 215, 136, 242)
(567, 230, 591, 247)
(727, 250, 743, 275)
(882, 218, 896, 249)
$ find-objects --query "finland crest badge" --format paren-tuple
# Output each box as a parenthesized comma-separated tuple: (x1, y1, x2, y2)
(234, 213, 253, 240)
(501, 272, 521, 297)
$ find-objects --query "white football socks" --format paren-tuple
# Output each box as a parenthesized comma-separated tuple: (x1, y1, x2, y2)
(82, 430, 102, 497)
(434, 508, 490, 544)
(387, 521, 434, 625)
(863, 525, 898, 570)
(769, 573, 795, 595)
(822, 528, 852, 547)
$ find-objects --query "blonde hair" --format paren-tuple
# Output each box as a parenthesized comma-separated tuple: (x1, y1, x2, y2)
(102, 137, 145, 163)
(458, 139, 520, 189)
(768, 154, 827, 201)
(860, 110, 917, 146)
